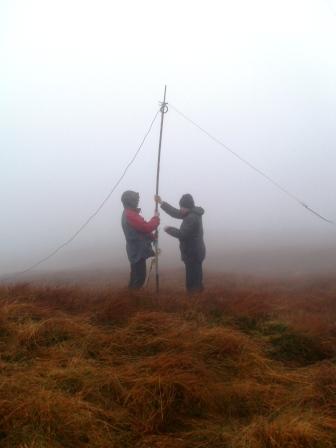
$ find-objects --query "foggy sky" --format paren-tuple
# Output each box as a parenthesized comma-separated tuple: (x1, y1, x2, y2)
(1, 0, 336, 276)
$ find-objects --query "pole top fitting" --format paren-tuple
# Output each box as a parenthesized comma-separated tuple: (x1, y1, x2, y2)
(159, 101, 168, 114)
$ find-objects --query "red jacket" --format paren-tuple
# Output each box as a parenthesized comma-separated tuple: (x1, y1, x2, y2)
(122, 208, 160, 263)
(125, 209, 159, 238)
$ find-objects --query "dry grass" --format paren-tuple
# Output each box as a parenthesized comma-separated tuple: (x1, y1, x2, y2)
(0, 276, 336, 447)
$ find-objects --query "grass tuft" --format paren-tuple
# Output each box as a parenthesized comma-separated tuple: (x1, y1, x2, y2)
(1, 276, 336, 446)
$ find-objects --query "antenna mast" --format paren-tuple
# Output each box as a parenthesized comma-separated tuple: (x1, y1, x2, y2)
(154, 85, 168, 293)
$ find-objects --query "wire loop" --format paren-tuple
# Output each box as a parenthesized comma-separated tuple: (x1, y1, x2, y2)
(160, 102, 168, 114)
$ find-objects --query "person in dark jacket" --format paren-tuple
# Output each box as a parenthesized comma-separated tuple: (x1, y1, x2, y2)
(155, 193, 205, 292)
(121, 190, 160, 289)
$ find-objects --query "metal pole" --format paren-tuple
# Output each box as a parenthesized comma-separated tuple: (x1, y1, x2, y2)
(154, 85, 168, 293)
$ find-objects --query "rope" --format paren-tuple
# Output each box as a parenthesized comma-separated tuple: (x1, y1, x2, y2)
(145, 257, 155, 288)
(1, 109, 160, 282)
(170, 103, 334, 225)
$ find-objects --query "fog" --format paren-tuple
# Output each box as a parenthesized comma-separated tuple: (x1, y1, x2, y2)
(1, 0, 336, 278)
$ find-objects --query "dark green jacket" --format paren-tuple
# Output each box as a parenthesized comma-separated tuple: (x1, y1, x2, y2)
(161, 202, 206, 263)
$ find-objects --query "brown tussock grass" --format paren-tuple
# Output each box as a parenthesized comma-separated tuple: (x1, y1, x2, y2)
(1, 276, 336, 447)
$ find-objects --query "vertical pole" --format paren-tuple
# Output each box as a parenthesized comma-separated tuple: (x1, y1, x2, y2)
(154, 85, 168, 293)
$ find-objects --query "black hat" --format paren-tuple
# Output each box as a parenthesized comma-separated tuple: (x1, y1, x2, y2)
(121, 190, 139, 208)
(179, 194, 195, 209)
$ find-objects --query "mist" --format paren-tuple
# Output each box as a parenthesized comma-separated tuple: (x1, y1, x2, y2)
(1, 0, 336, 279)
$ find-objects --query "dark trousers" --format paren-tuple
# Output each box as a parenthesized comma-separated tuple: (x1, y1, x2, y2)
(129, 258, 146, 289)
(184, 260, 204, 293)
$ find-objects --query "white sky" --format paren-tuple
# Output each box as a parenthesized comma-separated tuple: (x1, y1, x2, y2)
(1, 0, 336, 275)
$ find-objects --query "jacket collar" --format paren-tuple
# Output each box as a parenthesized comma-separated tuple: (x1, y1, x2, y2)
(126, 207, 141, 214)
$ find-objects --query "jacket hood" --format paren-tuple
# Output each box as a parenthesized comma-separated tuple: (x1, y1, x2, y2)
(121, 190, 139, 209)
(191, 206, 204, 216)
(179, 194, 195, 209)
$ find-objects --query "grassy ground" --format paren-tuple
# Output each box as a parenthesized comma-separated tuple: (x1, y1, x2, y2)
(1, 276, 336, 447)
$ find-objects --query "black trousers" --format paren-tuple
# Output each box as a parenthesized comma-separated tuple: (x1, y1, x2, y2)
(129, 258, 147, 289)
(184, 260, 204, 293)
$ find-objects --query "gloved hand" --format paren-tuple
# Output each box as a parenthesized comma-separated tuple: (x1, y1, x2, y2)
(154, 195, 163, 205)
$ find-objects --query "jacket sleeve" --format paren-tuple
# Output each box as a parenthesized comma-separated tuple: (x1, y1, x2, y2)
(166, 214, 196, 240)
(126, 210, 160, 234)
(161, 201, 184, 219)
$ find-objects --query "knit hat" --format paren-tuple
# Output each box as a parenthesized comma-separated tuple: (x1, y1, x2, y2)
(179, 193, 195, 209)
(121, 190, 140, 208)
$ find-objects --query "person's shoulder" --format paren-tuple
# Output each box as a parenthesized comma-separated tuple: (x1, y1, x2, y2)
(125, 209, 142, 224)
(125, 208, 140, 217)
(192, 207, 204, 216)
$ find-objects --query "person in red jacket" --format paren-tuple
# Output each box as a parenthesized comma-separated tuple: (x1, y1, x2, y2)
(121, 190, 160, 289)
